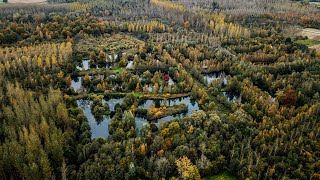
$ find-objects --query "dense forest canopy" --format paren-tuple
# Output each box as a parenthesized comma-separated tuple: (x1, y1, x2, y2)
(0, 0, 319, 179)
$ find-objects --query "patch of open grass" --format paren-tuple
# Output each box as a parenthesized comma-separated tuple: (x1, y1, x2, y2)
(296, 39, 320, 47)
(207, 172, 237, 180)
(112, 68, 124, 74)
(132, 92, 142, 98)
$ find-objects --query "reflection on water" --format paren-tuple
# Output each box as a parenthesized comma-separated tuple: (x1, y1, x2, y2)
(168, 78, 175, 86)
(139, 99, 162, 109)
(138, 96, 200, 126)
(223, 92, 237, 103)
(71, 77, 83, 92)
(107, 54, 118, 62)
(77, 59, 113, 71)
(135, 117, 149, 133)
(148, 86, 153, 93)
(103, 98, 124, 111)
(77, 96, 201, 136)
(204, 72, 227, 86)
(126, 61, 133, 69)
(77, 60, 90, 71)
(77, 100, 110, 139)
(139, 97, 199, 115)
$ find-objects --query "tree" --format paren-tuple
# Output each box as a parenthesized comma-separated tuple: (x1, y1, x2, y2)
(155, 157, 170, 178)
(142, 70, 152, 84)
(135, 83, 140, 92)
(183, 21, 190, 29)
(152, 71, 161, 84)
(137, 143, 147, 156)
(89, 51, 97, 65)
(98, 50, 106, 64)
(153, 83, 159, 93)
(176, 156, 201, 180)
(284, 89, 297, 106)
(83, 74, 91, 86)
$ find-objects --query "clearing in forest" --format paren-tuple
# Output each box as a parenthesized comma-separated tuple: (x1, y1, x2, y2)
(297, 28, 320, 40)
(295, 28, 320, 49)
(75, 34, 145, 55)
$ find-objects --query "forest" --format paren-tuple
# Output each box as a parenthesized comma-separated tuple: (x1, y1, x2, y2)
(0, 0, 319, 179)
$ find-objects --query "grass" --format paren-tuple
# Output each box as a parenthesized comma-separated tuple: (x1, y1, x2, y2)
(76, 67, 124, 76)
(112, 68, 124, 74)
(207, 172, 237, 180)
(295, 39, 320, 47)
(132, 92, 143, 98)
(142, 93, 190, 100)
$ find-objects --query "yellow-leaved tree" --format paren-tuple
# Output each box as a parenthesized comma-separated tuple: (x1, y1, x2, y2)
(175, 156, 201, 180)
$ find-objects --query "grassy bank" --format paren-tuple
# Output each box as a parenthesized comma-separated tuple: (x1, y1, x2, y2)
(142, 93, 190, 100)
(296, 39, 320, 47)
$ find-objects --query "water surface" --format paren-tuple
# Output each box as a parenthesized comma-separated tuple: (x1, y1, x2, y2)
(77, 100, 110, 139)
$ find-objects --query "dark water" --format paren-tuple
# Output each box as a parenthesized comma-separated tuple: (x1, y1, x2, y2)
(222, 92, 237, 103)
(138, 96, 200, 126)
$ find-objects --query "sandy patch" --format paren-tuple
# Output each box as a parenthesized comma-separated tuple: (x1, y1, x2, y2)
(310, 44, 320, 50)
(297, 28, 320, 40)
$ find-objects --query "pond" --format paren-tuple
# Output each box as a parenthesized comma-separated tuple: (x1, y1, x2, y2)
(168, 78, 175, 86)
(77, 59, 113, 70)
(103, 98, 124, 111)
(77, 100, 110, 139)
(135, 117, 149, 132)
(78, 97, 152, 137)
(204, 72, 227, 86)
(139, 96, 200, 125)
(223, 92, 237, 103)
(139, 97, 199, 113)
(107, 54, 118, 62)
(126, 60, 133, 69)
(71, 77, 83, 92)
(146, 84, 163, 93)
(78, 96, 200, 137)
(77, 60, 90, 71)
